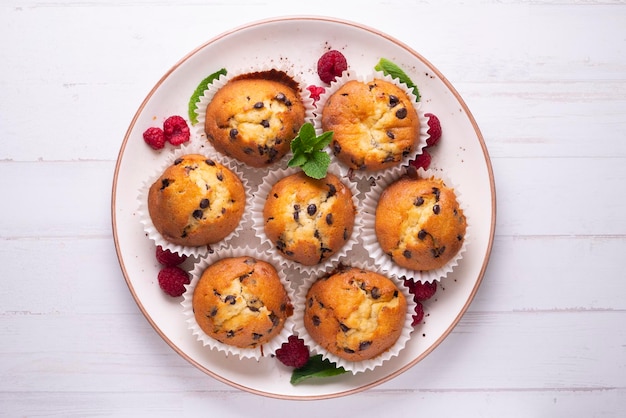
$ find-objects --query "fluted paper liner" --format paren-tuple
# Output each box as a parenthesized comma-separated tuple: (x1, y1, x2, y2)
(292, 259, 416, 374)
(251, 165, 363, 276)
(138, 142, 251, 258)
(192, 63, 316, 176)
(361, 167, 469, 283)
(313, 69, 429, 181)
(181, 246, 296, 361)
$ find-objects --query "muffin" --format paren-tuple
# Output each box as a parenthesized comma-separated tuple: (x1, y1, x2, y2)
(192, 256, 293, 349)
(303, 266, 408, 362)
(204, 70, 306, 168)
(321, 78, 420, 172)
(263, 171, 356, 266)
(375, 174, 467, 271)
(147, 154, 246, 247)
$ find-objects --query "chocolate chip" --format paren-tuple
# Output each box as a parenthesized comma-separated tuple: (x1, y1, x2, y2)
(389, 95, 399, 107)
(332, 141, 342, 155)
(312, 315, 321, 326)
(371, 287, 381, 299)
(160, 178, 171, 190)
(199, 198, 210, 209)
(339, 323, 350, 332)
(209, 307, 218, 317)
(343, 347, 355, 354)
(403, 250, 412, 259)
(192, 209, 203, 219)
(216, 172, 224, 181)
(386, 130, 395, 139)
(395, 108, 408, 119)
(174, 158, 183, 165)
(432, 187, 441, 201)
(343, 228, 349, 240)
(275, 93, 286, 102)
(229, 128, 238, 139)
(224, 295, 236, 305)
(414, 196, 424, 206)
(433, 204, 441, 215)
(260, 119, 269, 128)
(270, 313, 280, 327)
(226, 330, 235, 338)
(418, 229, 427, 240)
(359, 341, 372, 351)
(307, 204, 317, 216)
(205, 159, 216, 166)
(293, 204, 300, 221)
(327, 184, 337, 198)
(252, 333, 263, 340)
(325, 213, 333, 225)
(307, 297, 313, 308)
(457, 234, 463, 241)
(431, 246, 446, 258)
(254, 101, 264, 109)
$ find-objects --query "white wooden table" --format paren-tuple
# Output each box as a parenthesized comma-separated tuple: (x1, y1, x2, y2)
(2, 1, 625, 416)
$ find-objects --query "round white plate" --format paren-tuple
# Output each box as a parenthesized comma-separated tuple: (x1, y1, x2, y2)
(111, 16, 496, 400)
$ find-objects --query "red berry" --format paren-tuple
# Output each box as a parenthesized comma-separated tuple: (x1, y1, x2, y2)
(410, 148, 431, 170)
(404, 278, 438, 301)
(155, 245, 187, 266)
(157, 266, 190, 297)
(143, 127, 165, 150)
(317, 50, 348, 84)
(412, 301, 424, 326)
(306, 85, 326, 106)
(163, 115, 190, 146)
(275, 335, 310, 368)
(424, 113, 442, 147)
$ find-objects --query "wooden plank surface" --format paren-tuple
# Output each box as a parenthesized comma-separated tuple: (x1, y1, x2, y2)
(1, 0, 625, 416)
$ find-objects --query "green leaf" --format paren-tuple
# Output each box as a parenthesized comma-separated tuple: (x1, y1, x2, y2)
(188, 68, 227, 125)
(302, 151, 331, 179)
(290, 354, 347, 385)
(374, 58, 420, 102)
(287, 123, 333, 179)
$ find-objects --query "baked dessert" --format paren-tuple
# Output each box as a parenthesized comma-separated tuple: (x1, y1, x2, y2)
(263, 171, 356, 266)
(147, 154, 246, 247)
(192, 256, 293, 349)
(375, 174, 466, 271)
(303, 266, 407, 362)
(204, 70, 306, 168)
(321, 78, 420, 172)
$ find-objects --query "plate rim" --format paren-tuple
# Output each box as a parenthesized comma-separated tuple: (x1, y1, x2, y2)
(111, 14, 497, 400)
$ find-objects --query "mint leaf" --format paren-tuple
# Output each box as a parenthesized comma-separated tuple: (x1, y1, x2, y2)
(290, 354, 347, 385)
(288, 123, 333, 179)
(188, 68, 227, 125)
(374, 58, 420, 102)
(302, 151, 331, 179)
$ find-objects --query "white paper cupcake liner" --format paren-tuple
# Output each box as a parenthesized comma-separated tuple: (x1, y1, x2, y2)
(292, 258, 416, 374)
(313, 69, 429, 181)
(361, 167, 469, 283)
(138, 142, 251, 258)
(181, 245, 297, 361)
(192, 63, 316, 177)
(251, 165, 363, 276)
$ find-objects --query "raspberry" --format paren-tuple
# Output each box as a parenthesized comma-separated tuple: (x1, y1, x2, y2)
(412, 301, 424, 326)
(157, 266, 190, 297)
(317, 50, 348, 84)
(410, 148, 431, 170)
(404, 278, 438, 301)
(306, 85, 326, 106)
(163, 115, 190, 146)
(143, 127, 165, 150)
(155, 245, 187, 266)
(275, 335, 310, 368)
(424, 113, 442, 147)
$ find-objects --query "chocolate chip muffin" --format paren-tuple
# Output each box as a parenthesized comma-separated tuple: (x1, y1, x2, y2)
(263, 171, 356, 266)
(147, 154, 246, 247)
(204, 70, 306, 168)
(375, 175, 466, 271)
(192, 256, 293, 349)
(321, 78, 420, 172)
(303, 266, 407, 362)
